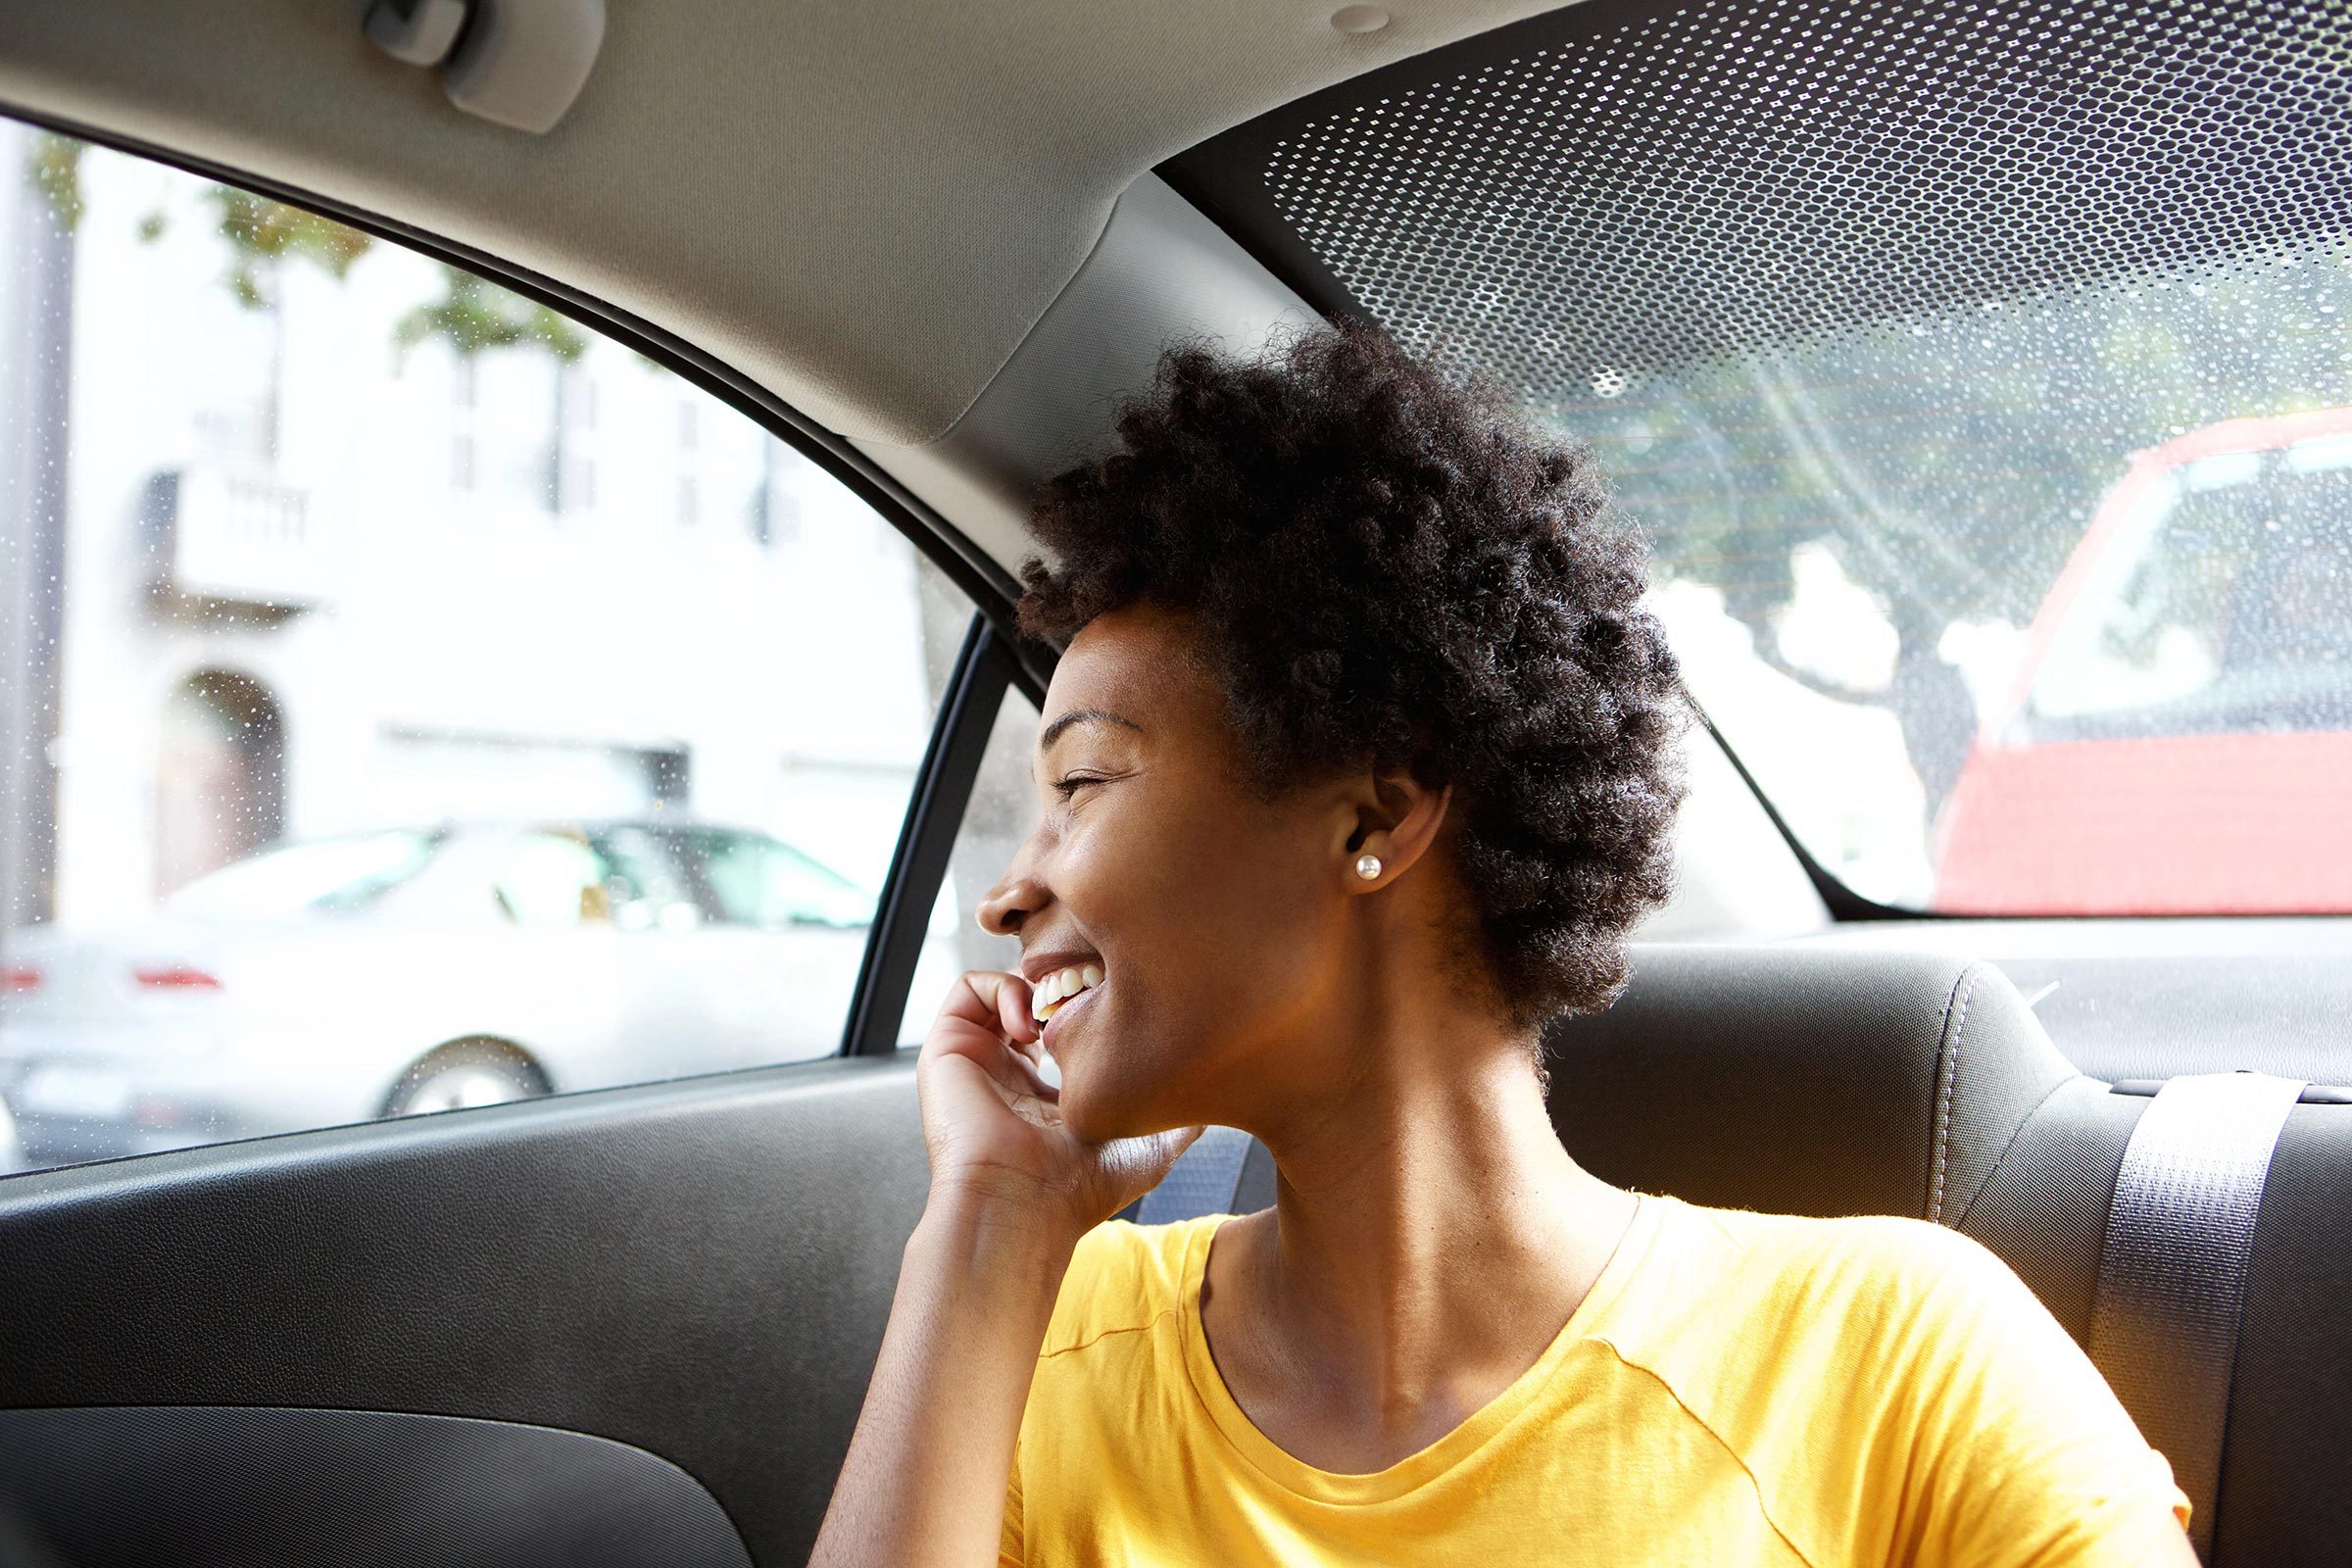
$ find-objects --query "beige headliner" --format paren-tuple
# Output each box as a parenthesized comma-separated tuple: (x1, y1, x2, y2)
(0, 0, 1560, 447)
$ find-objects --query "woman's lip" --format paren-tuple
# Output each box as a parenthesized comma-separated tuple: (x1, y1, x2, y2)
(1021, 952, 1103, 986)
(1041, 980, 1102, 1050)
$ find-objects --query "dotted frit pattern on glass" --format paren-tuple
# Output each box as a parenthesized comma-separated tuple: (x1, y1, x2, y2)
(1225, 0, 2352, 912)
(1261, 0, 2352, 399)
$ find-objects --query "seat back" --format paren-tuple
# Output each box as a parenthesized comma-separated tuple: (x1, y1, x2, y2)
(1544, 944, 2352, 1565)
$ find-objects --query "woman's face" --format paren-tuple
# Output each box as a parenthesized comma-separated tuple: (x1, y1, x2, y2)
(978, 603, 1368, 1144)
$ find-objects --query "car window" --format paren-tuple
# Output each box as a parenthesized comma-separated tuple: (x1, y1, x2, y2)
(492, 831, 612, 928)
(0, 125, 976, 1175)
(1167, 0, 2352, 915)
(683, 828, 872, 931)
(2024, 444, 2352, 740)
(590, 825, 710, 932)
(165, 828, 443, 918)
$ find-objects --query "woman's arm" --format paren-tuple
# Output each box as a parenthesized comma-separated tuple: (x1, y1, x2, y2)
(808, 971, 1195, 1568)
(808, 1189, 1076, 1568)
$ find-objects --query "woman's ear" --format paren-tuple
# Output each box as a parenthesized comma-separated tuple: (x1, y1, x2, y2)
(1335, 767, 1451, 891)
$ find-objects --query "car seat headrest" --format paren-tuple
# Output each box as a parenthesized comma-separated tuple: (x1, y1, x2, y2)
(1544, 945, 2079, 1223)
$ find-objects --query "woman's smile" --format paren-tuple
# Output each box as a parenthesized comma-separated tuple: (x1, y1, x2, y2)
(1025, 953, 1107, 1061)
(1038, 974, 1102, 1054)
(1029, 961, 1104, 1023)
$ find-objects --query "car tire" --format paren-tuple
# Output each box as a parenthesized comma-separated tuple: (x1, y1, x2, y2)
(382, 1042, 550, 1118)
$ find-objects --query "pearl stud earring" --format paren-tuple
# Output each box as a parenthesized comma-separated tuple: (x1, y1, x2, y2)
(1354, 853, 1383, 881)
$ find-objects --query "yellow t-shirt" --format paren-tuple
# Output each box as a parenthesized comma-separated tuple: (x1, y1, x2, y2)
(1001, 1194, 2191, 1566)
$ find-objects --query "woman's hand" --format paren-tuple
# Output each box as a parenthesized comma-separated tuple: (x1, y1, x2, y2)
(917, 970, 1201, 1241)
(813, 970, 1192, 1568)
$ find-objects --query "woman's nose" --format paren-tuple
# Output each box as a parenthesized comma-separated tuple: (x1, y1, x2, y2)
(977, 864, 1048, 938)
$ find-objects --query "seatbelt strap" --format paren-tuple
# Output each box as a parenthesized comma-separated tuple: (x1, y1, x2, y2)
(2089, 1071, 2304, 1560)
(1137, 1126, 1255, 1224)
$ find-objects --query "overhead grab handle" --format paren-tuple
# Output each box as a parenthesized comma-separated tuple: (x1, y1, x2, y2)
(365, 0, 607, 134)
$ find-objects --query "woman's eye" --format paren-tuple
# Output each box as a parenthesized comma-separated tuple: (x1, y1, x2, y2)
(1052, 774, 1108, 799)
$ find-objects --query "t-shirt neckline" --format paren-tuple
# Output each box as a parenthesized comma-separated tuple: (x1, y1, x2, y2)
(1175, 1191, 1668, 1506)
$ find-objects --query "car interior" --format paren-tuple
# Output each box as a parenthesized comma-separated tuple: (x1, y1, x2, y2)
(0, 1, 2347, 1564)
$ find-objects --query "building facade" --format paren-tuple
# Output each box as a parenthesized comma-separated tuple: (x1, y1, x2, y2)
(2, 129, 957, 934)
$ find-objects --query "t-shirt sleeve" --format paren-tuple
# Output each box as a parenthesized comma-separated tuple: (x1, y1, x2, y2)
(1891, 1227, 2193, 1567)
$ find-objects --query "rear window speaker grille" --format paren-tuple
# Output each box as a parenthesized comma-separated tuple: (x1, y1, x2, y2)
(1255, 0, 2352, 401)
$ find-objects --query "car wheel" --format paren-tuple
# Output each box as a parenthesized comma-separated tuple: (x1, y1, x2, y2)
(383, 1044, 549, 1118)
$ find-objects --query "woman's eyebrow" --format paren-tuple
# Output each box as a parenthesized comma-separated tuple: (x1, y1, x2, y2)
(1039, 708, 1143, 750)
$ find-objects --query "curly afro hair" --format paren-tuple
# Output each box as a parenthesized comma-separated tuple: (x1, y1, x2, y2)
(1016, 321, 1690, 1028)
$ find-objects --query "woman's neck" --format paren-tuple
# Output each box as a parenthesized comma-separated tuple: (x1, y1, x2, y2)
(1204, 995, 1637, 1473)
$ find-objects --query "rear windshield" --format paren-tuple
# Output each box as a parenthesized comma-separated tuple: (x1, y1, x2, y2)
(1568, 270, 2352, 914)
(1166, 0, 2352, 914)
(2020, 437, 2352, 745)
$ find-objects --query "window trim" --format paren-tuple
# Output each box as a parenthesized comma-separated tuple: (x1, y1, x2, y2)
(1687, 702, 1909, 923)
(842, 614, 1023, 1055)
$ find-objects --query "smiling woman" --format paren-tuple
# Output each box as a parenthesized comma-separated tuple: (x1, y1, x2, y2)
(1013, 322, 1689, 1032)
(808, 326, 2197, 1568)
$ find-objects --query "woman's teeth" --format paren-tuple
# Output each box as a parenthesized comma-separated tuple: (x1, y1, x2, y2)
(1031, 963, 1104, 1022)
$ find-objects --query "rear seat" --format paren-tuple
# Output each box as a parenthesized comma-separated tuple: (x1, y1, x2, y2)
(1544, 944, 2352, 1566)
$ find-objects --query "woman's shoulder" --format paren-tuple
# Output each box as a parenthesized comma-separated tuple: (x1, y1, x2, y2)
(1621, 1203, 2189, 1558)
(1652, 1195, 2022, 1305)
(1630, 1199, 2169, 1464)
(1616, 1197, 2131, 1467)
(1039, 1214, 1223, 1360)
(1619, 1197, 2051, 1380)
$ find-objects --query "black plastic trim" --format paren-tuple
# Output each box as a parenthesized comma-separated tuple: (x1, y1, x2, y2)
(844, 616, 1019, 1055)
(1689, 701, 1915, 923)
(1155, 153, 1365, 328)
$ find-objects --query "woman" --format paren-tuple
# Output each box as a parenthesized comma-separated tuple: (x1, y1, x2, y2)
(810, 325, 2195, 1567)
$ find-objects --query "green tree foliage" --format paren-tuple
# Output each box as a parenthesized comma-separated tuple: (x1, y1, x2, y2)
(28, 132, 82, 231)
(395, 266, 586, 362)
(24, 132, 584, 366)
(209, 186, 374, 308)
(1544, 243, 2352, 809)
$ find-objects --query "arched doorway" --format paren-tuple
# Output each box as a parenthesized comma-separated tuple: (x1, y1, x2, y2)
(154, 670, 285, 899)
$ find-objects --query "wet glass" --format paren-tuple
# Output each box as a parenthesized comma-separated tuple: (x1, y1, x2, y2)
(1218, 0, 2352, 916)
(1551, 235, 2352, 912)
(0, 126, 977, 1176)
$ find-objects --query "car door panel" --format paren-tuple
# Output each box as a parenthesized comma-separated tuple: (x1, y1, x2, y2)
(0, 1053, 928, 1566)
(0, 1406, 755, 1568)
